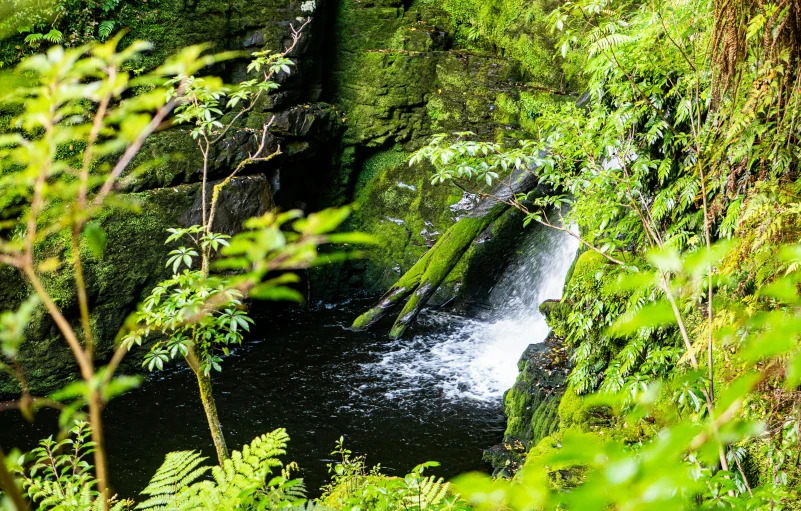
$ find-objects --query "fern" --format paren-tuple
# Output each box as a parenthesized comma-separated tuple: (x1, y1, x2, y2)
(137, 429, 302, 510)
(98, 21, 115, 40)
(405, 473, 450, 510)
(23, 32, 43, 46)
(136, 451, 209, 510)
(14, 422, 132, 511)
(44, 29, 63, 43)
(589, 32, 633, 56)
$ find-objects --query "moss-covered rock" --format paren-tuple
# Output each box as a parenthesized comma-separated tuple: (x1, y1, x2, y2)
(514, 388, 647, 490)
(312, 147, 467, 300)
(504, 337, 570, 445)
(436, 0, 565, 87)
(127, 102, 344, 192)
(0, 175, 272, 397)
(431, 52, 523, 138)
(522, 434, 588, 490)
(317, 0, 563, 302)
(122, 0, 328, 83)
(483, 335, 570, 477)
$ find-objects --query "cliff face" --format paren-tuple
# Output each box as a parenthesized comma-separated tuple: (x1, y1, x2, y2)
(314, 0, 564, 300)
(1, 0, 563, 394)
(1, 0, 343, 395)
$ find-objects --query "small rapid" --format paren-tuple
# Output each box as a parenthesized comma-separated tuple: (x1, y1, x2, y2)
(368, 223, 579, 401)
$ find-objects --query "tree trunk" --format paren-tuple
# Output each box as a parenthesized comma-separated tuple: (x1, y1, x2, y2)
(387, 215, 498, 338)
(196, 369, 229, 465)
(352, 166, 541, 337)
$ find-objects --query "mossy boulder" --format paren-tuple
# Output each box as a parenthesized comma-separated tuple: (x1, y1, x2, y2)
(334, 50, 440, 147)
(539, 298, 569, 327)
(516, 388, 646, 489)
(556, 386, 615, 432)
(504, 337, 571, 446)
(522, 435, 588, 490)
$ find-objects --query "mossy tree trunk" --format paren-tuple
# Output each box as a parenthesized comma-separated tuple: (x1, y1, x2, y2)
(186, 348, 229, 464)
(196, 369, 229, 464)
(352, 167, 540, 338)
(387, 215, 499, 338)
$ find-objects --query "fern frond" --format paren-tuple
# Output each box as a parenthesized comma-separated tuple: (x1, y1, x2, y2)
(136, 451, 209, 510)
(44, 29, 63, 43)
(98, 20, 115, 40)
(406, 475, 450, 509)
(136, 430, 298, 510)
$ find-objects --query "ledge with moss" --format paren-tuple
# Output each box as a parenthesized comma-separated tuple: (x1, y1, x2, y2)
(0, 175, 272, 397)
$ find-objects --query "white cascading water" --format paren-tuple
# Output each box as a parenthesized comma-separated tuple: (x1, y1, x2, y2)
(369, 223, 579, 402)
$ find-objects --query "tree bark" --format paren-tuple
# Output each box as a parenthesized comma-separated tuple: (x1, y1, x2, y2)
(196, 369, 229, 465)
(185, 348, 229, 464)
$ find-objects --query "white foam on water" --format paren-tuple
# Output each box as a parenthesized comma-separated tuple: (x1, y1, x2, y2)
(367, 223, 579, 402)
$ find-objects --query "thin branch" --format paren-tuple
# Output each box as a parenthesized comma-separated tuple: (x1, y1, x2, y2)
(22, 266, 93, 381)
(209, 17, 312, 145)
(70, 230, 94, 357)
(92, 97, 181, 208)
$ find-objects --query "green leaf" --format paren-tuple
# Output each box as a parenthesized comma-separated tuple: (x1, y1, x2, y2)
(326, 232, 377, 245)
(609, 300, 675, 336)
(249, 285, 304, 302)
(292, 206, 352, 235)
(84, 222, 108, 259)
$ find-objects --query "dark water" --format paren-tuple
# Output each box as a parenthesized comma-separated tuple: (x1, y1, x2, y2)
(0, 300, 505, 499)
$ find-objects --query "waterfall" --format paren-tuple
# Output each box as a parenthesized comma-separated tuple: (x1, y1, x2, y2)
(368, 222, 579, 402)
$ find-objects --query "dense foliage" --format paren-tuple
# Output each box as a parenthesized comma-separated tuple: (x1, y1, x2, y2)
(4, 0, 801, 509)
(409, 0, 801, 508)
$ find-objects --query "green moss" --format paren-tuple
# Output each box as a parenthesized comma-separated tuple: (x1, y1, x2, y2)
(341, 149, 470, 296)
(493, 92, 520, 125)
(504, 384, 560, 446)
(432, 53, 527, 141)
(0, 184, 198, 396)
(426, 94, 451, 130)
(388, 213, 498, 337)
(427, 0, 564, 87)
(355, 148, 410, 194)
(126, 129, 203, 191)
(521, 435, 588, 489)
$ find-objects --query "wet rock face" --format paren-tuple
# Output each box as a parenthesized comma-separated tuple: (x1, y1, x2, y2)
(0, 0, 348, 396)
(313, 0, 547, 302)
(327, 0, 525, 151)
(127, 94, 344, 196)
(129, 0, 329, 88)
(182, 175, 275, 234)
(484, 333, 571, 477)
(0, 176, 273, 397)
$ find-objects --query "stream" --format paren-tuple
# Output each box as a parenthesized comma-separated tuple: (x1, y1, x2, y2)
(0, 224, 578, 500)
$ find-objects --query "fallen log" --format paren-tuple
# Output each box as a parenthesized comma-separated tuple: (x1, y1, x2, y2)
(351, 164, 541, 338)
